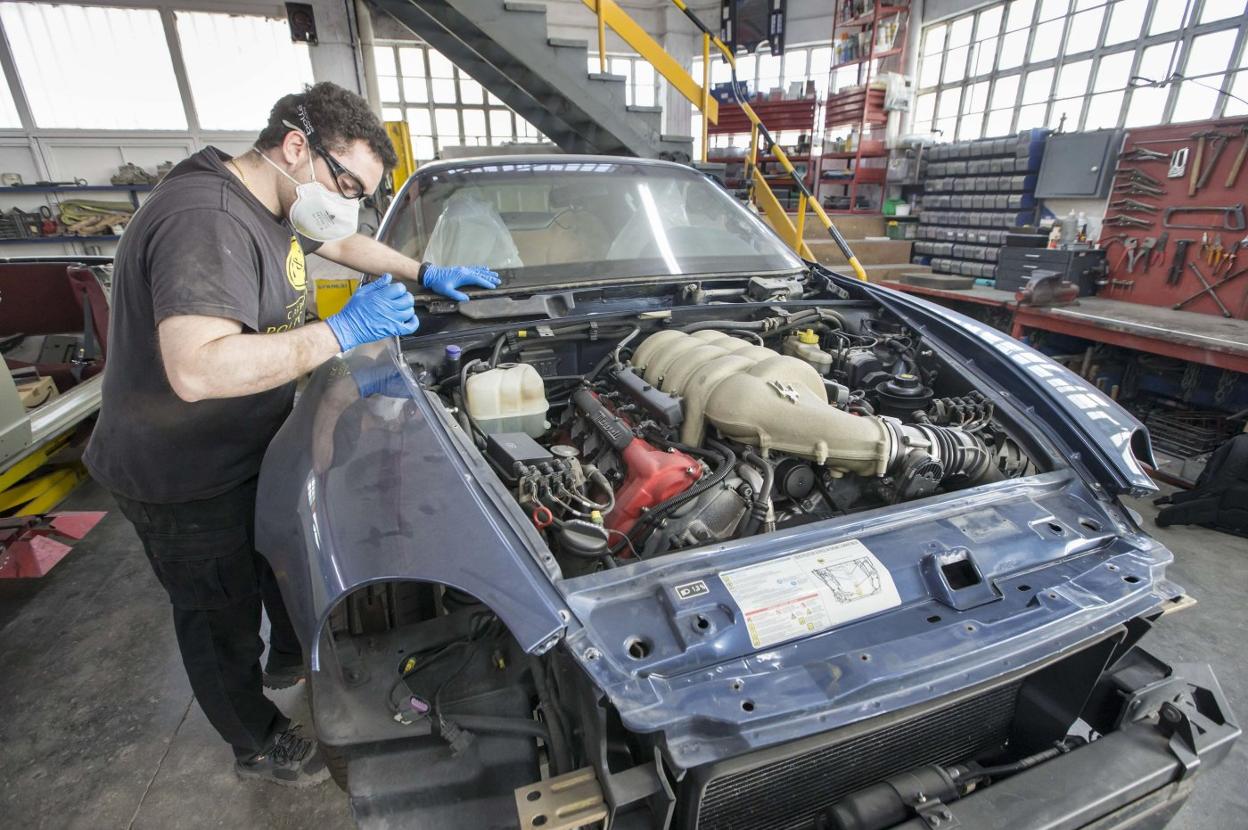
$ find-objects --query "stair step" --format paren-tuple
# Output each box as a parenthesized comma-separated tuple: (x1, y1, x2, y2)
(627, 105, 662, 114)
(387, 0, 680, 159)
(863, 263, 932, 283)
(794, 212, 887, 239)
(900, 272, 976, 290)
(661, 134, 696, 143)
(806, 238, 913, 266)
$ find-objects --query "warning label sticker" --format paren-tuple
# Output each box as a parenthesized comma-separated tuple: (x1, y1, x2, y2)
(719, 540, 901, 649)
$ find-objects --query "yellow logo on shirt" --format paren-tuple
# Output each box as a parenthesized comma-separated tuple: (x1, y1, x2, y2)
(266, 235, 308, 333)
(286, 235, 307, 291)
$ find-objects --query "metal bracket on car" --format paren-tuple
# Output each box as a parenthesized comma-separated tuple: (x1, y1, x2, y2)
(514, 767, 608, 829)
(1116, 665, 1239, 780)
(600, 749, 676, 829)
(915, 799, 960, 829)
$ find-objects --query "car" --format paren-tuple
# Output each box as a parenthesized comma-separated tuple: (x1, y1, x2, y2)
(256, 156, 1239, 830)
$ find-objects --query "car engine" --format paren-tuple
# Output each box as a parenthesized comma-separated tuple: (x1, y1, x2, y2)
(437, 308, 1033, 571)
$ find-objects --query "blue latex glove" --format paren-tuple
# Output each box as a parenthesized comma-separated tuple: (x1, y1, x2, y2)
(326, 273, 418, 351)
(351, 362, 412, 399)
(421, 264, 501, 302)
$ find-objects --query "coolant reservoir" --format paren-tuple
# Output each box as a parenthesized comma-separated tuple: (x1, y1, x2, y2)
(465, 364, 549, 437)
(783, 329, 833, 375)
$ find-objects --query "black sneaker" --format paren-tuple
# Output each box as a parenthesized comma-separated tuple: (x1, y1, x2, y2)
(263, 655, 306, 690)
(235, 725, 329, 787)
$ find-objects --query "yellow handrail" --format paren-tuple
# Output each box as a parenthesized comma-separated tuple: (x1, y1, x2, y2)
(595, 0, 606, 74)
(700, 33, 711, 162)
(580, 0, 718, 126)
(668, 0, 867, 281)
(582, 0, 867, 281)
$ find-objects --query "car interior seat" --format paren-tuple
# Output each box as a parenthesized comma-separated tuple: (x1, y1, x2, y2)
(1, 262, 109, 393)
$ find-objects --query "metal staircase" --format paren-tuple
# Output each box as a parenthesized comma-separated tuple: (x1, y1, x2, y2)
(370, 0, 694, 160)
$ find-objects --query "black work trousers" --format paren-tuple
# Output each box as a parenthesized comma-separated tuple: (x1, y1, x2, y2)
(113, 476, 303, 759)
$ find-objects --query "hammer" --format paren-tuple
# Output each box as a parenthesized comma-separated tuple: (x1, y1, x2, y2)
(1191, 131, 1209, 196)
(1193, 131, 1231, 194)
(1226, 124, 1248, 189)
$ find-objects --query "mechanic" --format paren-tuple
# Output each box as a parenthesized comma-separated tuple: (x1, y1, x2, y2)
(83, 82, 498, 787)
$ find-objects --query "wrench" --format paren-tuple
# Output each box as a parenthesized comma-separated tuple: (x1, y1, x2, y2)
(1184, 262, 1234, 317)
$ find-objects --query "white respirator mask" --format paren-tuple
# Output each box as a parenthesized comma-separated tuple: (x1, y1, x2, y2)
(256, 141, 359, 243)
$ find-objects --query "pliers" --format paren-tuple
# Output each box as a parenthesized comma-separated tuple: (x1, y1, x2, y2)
(1104, 214, 1152, 228)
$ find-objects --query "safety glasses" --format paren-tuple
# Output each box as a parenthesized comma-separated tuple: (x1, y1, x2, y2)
(313, 144, 368, 201)
(282, 116, 369, 200)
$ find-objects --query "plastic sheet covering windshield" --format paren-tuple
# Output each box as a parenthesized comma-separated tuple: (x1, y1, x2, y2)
(423, 191, 524, 269)
(380, 157, 804, 287)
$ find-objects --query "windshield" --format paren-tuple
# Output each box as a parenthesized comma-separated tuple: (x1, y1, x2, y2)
(381, 159, 804, 287)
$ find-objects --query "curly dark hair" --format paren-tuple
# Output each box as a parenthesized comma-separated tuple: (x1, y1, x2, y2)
(256, 82, 398, 169)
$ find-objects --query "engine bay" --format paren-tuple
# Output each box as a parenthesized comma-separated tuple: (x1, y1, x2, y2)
(416, 304, 1039, 573)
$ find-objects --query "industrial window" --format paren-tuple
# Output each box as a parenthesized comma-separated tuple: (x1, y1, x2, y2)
(175, 12, 314, 131)
(0, 60, 20, 128)
(691, 42, 834, 155)
(0, 2, 185, 129)
(693, 43, 834, 102)
(915, 0, 1248, 138)
(375, 42, 544, 162)
(587, 53, 661, 107)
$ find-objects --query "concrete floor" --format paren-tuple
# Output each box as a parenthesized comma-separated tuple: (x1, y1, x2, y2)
(0, 478, 1244, 829)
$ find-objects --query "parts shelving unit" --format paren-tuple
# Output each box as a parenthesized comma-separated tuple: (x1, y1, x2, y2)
(707, 98, 818, 209)
(0, 184, 152, 248)
(815, 0, 910, 214)
(909, 130, 1048, 280)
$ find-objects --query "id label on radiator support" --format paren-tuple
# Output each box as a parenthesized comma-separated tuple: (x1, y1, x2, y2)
(720, 540, 901, 649)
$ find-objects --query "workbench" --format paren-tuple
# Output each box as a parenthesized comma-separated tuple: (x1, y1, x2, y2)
(881, 280, 1248, 375)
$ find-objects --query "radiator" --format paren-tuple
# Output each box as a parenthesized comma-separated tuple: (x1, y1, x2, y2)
(687, 681, 1022, 830)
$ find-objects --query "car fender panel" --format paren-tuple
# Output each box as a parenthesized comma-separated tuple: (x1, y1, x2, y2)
(255, 342, 567, 667)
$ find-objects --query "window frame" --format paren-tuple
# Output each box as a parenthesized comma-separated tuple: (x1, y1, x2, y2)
(376, 40, 544, 161)
(914, 0, 1248, 137)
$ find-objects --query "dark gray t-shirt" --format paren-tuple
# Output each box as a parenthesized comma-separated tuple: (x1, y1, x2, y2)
(85, 147, 314, 503)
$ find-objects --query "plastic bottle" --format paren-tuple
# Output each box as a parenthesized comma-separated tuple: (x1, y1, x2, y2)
(1060, 209, 1077, 246)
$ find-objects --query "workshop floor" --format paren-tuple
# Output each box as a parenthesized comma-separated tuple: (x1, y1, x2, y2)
(1, 478, 1245, 829)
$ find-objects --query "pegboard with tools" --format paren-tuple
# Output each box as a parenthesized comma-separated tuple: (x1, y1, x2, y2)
(1097, 116, 1248, 317)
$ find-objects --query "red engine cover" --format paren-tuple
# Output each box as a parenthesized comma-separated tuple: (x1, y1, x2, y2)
(606, 438, 702, 536)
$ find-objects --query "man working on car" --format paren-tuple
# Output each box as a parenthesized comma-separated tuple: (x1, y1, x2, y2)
(84, 82, 498, 787)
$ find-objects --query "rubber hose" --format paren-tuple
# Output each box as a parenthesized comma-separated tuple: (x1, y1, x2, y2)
(489, 325, 635, 367)
(679, 318, 772, 333)
(607, 440, 735, 556)
(739, 448, 774, 537)
(441, 714, 551, 741)
(528, 657, 573, 776)
(636, 438, 740, 556)
(640, 438, 736, 527)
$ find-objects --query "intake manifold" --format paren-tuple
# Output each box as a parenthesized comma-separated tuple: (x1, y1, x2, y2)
(629, 330, 995, 483)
